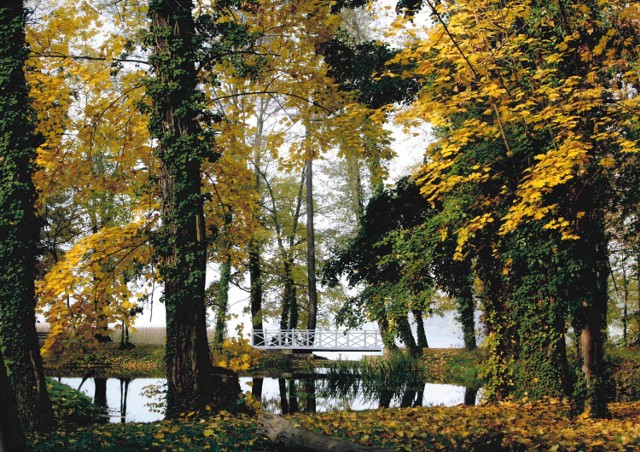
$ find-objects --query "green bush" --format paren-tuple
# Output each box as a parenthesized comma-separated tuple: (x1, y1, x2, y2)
(46, 378, 103, 426)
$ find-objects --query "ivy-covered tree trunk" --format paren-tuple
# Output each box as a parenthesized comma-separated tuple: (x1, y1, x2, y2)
(213, 212, 233, 352)
(413, 309, 429, 349)
(512, 294, 570, 401)
(146, 0, 239, 417)
(0, 0, 53, 431)
(574, 210, 610, 418)
(397, 315, 420, 358)
(213, 257, 231, 352)
(504, 226, 572, 401)
(377, 316, 398, 355)
(454, 283, 477, 351)
(476, 248, 517, 401)
(0, 350, 27, 451)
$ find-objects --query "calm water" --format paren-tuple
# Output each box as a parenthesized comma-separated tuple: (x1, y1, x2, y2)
(59, 376, 478, 423)
(59, 312, 482, 422)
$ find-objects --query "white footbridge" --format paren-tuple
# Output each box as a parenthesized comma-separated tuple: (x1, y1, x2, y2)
(251, 329, 383, 352)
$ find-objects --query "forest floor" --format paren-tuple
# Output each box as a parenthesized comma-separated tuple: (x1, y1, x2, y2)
(29, 398, 640, 450)
(35, 344, 640, 450)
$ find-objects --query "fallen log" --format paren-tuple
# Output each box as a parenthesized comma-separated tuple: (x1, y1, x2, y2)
(257, 414, 388, 451)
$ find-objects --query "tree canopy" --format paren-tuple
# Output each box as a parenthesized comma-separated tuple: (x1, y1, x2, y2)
(0, 0, 638, 436)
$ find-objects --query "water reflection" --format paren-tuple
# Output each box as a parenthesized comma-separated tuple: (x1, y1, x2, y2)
(58, 375, 479, 422)
(93, 377, 108, 423)
(59, 377, 165, 423)
(246, 376, 479, 414)
(119, 378, 131, 423)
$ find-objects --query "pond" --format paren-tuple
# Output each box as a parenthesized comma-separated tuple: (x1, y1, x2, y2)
(58, 376, 480, 423)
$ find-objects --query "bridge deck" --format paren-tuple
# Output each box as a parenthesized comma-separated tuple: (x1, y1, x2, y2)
(252, 329, 383, 352)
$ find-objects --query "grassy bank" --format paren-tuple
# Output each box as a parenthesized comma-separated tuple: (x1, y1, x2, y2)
(43, 343, 165, 378)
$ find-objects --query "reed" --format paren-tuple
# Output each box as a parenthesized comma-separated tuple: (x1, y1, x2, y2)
(321, 351, 426, 402)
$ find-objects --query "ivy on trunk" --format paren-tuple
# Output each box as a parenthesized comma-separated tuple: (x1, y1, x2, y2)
(145, 0, 240, 417)
(0, 0, 53, 431)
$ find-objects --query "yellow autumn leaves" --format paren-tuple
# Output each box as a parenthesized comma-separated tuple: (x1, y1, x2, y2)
(27, 0, 387, 358)
(387, 0, 640, 254)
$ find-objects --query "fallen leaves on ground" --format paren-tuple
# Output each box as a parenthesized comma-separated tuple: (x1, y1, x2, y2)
(291, 400, 640, 451)
(31, 400, 640, 451)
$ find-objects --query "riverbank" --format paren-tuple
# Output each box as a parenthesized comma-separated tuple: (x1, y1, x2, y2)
(36, 344, 640, 449)
(43, 343, 166, 378)
(42, 342, 483, 379)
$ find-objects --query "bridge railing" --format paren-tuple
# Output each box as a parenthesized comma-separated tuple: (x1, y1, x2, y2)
(251, 329, 383, 351)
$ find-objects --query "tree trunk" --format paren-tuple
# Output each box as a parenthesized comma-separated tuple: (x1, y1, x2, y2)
(397, 315, 420, 358)
(378, 389, 393, 408)
(413, 309, 429, 349)
(306, 158, 318, 332)
(250, 103, 265, 337)
(464, 387, 478, 406)
(456, 287, 477, 351)
(514, 294, 570, 401)
(400, 389, 418, 408)
(274, 169, 305, 333)
(213, 257, 231, 352)
(377, 317, 398, 355)
(476, 248, 517, 401)
(621, 252, 629, 346)
(249, 245, 264, 333)
(574, 210, 609, 418)
(578, 300, 608, 416)
(0, 0, 53, 431)
(212, 213, 232, 352)
(280, 258, 296, 331)
(258, 414, 381, 451)
(637, 249, 640, 346)
(0, 350, 27, 452)
(147, 0, 240, 417)
(289, 286, 299, 330)
(346, 153, 364, 225)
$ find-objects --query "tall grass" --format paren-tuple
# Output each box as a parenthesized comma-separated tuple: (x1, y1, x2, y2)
(321, 351, 426, 403)
(36, 324, 216, 346)
(116, 327, 218, 345)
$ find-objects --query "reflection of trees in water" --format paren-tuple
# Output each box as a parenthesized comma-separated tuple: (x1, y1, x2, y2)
(278, 378, 288, 414)
(91, 377, 133, 423)
(320, 366, 428, 409)
(464, 387, 477, 406)
(287, 378, 299, 413)
(252, 377, 264, 402)
(253, 373, 474, 414)
(258, 377, 345, 414)
(119, 378, 131, 423)
(301, 379, 316, 413)
(94, 377, 109, 423)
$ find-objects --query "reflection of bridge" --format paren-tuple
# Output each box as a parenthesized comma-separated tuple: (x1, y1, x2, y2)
(251, 329, 383, 352)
